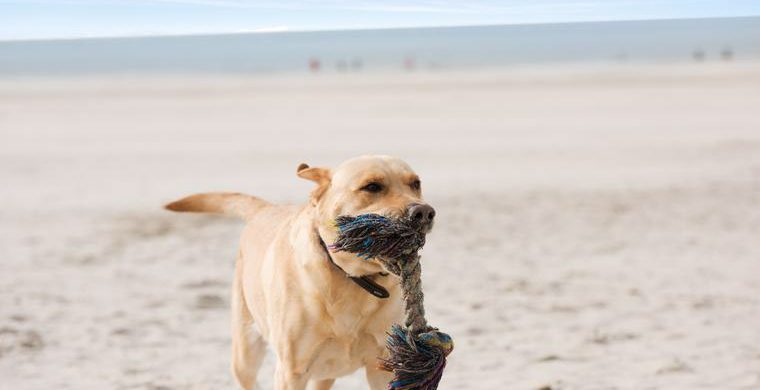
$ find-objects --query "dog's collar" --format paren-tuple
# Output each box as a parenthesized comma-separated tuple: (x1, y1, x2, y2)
(317, 234, 390, 299)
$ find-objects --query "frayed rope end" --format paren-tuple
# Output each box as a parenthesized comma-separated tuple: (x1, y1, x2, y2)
(379, 324, 453, 390)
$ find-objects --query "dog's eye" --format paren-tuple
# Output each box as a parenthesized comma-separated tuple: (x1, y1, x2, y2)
(361, 182, 384, 193)
(410, 179, 421, 191)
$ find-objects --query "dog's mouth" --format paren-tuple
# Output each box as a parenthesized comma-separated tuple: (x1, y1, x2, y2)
(328, 214, 428, 269)
(417, 219, 434, 234)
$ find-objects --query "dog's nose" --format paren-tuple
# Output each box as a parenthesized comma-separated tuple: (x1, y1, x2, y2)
(407, 203, 435, 224)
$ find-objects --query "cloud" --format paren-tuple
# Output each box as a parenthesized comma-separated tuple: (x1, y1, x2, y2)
(0, 0, 580, 14)
(138, 0, 487, 13)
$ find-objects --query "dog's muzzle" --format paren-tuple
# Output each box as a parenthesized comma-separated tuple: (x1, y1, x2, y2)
(407, 203, 435, 232)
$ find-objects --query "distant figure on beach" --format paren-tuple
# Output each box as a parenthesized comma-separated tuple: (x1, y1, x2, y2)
(350, 58, 363, 71)
(404, 56, 416, 71)
(308, 57, 321, 72)
(692, 49, 705, 62)
(615, 52, 629, 62)
(721, 47, 734, 61)
(336, 59, 348, 72)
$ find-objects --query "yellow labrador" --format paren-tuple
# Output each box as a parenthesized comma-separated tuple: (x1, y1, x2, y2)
(165, 155, 435, 390)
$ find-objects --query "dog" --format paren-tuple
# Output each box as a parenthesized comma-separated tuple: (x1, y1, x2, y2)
(165, 155, 436, 390)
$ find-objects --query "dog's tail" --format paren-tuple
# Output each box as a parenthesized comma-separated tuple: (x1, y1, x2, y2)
(164, 192, 270, 220)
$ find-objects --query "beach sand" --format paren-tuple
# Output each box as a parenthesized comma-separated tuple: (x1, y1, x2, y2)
(1, 64, 759, 389)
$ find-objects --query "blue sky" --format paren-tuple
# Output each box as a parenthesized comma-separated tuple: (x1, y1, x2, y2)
(2, 0, 759, 40)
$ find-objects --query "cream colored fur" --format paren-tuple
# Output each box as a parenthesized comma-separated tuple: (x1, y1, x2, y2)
(166, 155, 430, 390)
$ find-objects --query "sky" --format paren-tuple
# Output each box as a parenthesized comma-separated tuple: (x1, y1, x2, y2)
(1, 0, 759, 41)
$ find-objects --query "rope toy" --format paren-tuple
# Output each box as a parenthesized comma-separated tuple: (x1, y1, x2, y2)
(330, 214, 454, 390)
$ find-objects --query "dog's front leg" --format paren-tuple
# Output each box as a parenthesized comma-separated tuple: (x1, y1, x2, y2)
(365, 364, 393, 390)
(307, 379, 335, 390)
(274, 364, 308, 390)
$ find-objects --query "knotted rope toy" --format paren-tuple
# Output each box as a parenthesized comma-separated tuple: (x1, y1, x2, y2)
(330, 214, 454, 390)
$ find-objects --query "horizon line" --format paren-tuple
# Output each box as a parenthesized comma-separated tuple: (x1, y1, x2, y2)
(1, 14, 758, 43)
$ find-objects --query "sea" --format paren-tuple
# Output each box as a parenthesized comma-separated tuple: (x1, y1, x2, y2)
(1, 16, 759, 76)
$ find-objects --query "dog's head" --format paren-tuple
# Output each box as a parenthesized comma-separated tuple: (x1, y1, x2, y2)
(298, 155, 434, 276)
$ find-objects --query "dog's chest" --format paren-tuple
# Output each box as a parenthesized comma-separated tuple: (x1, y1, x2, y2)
(307, 332, 379, 379)
(306, 293, 398, 378)
(323, 288, 398, 336)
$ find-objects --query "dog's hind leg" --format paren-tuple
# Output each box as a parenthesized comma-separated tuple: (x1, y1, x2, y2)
(231, 258, 267, 390)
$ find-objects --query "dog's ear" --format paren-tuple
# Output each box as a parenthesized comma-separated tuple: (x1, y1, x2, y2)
(297, 163, 331, 203)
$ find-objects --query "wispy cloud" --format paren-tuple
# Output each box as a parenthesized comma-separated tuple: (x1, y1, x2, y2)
(154, 0, 469, 11)
(134, 0, 607, 13)
(3, 0, 756, 16)
(0, 0, 589, 13)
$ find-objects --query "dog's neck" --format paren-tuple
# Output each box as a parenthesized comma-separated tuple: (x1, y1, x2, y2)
(299, 205, 392, 299)
(315, 232, 390, 299)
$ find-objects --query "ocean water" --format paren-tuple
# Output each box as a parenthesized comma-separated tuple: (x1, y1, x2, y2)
(1, 16, 759, 76)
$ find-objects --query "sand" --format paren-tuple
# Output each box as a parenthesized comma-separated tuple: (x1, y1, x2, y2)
(1, 63, 759, 389)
